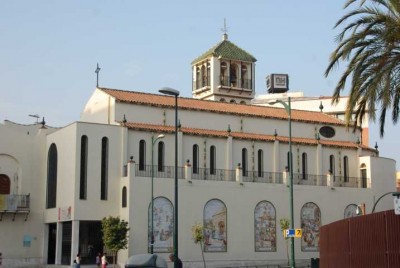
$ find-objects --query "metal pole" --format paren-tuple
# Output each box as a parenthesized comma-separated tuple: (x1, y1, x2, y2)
(288, 97, 295, 268)
(173, 94, 179, 268)
(151, 136, 155, 254)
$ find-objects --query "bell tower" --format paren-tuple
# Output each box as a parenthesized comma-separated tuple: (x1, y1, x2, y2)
(191, 30, 257, 104)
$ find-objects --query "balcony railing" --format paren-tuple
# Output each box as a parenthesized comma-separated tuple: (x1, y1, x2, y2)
(135, 164, 185, 179)
(0, 194, 30, 221)
(131, 164, 367, 189)
(219, 76, 252, 90)
(243, 171, 284, 184)
(192, 168, 235, 181)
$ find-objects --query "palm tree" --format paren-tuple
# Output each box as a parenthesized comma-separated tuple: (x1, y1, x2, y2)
(325, 0, 400, 136)
(279, 218, 290, 266)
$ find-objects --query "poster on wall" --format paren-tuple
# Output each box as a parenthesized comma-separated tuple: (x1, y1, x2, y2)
(301, 202, 321, 251)
(203, 199, 227, 252)
(254, 201, 276, 252)
(148, 197, 174, 253)
(58, 206, 72, 222)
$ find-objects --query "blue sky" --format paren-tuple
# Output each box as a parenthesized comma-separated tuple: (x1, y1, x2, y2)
(1, 0, 399, 170)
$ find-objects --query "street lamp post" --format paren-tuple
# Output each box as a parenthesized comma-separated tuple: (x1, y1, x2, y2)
(151, 134, 165, 254)
(269, 97, 295, 268)
(159, 87, 180, 268)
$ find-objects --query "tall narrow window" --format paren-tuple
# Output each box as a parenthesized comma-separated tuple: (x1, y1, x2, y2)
(329, 155, 335, 177)
(80, 135, 88, 200)
(46, 143, 58, 209)
(360, 163, 367, 188)
(139, 140, 146, 171)
(193, 144, 199, 174)
(343, 156, 349, 182)
(158, 141, 165, 172)
(101, 137, 109, 200)
(242, 148, 248, 176)
(122, 187, 127, 208)
(302, 153, 308, 180)
(287, 151, 293, 171)
(210, 146, 216, 175)
(257, 149, 263, 177)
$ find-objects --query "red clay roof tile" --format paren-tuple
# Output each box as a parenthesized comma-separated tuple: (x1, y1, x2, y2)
(100, 87, 347, 126)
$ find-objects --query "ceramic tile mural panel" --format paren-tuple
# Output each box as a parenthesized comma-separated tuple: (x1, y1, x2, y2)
(254, 201, 276, 252)
(148, 197, 174, 253)
(203, 199, 227, 252)
(301, 202, 321, 252)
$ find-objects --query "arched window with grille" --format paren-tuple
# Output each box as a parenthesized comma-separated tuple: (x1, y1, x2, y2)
(210, 146, 216, 175)
(302, 153, 308, 180)
(343, 156, 349, 182)
(158, 141, 165, 172)
(257, 149, 263, 177)
(193, 144, 199, 174)
(329, 155, 335, 177)
(139, 140, 146, 171)
(242, 148, 248, 176)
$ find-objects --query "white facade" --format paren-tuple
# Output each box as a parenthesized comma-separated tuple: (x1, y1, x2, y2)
(0, 36, 396, 268)
(0, 88, 396, 267)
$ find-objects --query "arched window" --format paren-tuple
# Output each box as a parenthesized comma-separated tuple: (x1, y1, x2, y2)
(46, 143, 58, 209)
(220, 62, 228, 86)
(206, 62, 211, 86)
(360, 163, 367, 188)
(240, 101, 246, 104)
(287, 151, 293, 172)
(257, 149, 263, 177)
(0, 174, 11, 194)
(329, 155, 335, 178)
(230, 64, 238, 87)
(196, 67, 201, 89)
(101, 137, 109, 200)
(201, 65, 206, 87)
(254, 201, 276, 252)
(122, 187, 127, 208)
(148, 197, 174, 253)
(158, 141, 165, 172)
(210, 146, 216, 175)
(230, 99, 236, 103)
(193, 144, 199, 174)
(80, 135, 88, 200)
(220, 98, 226, 102)
(241, 64, 248, 88)
(242, 148, 248, 176)
(344, 204, 357, 218)
(139, 140, 146, 171)
(343, 156, 349, 182)
(203, 199, 227, 252)
(302, 153, 308, 180)
(301, 202, 321, 252)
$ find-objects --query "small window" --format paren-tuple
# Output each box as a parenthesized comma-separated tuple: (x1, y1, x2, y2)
(158, 141, 165, 172)
(193, 144, 199, 174)
(122, 187, 127, 208)
(242, 148, 248, 176)
(319, 126, 335, 138)
(139, 140, 146, 171)
(210, 146, 216, 175)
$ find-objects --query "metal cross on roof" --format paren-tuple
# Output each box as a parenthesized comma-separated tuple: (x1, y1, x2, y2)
(221, 18, 228, 35)
(95, 63, 101, 87)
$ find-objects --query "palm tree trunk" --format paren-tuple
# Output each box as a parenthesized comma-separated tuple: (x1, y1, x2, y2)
(286, 240, 289, 266)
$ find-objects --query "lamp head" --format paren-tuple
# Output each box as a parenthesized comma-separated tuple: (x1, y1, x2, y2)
(159, 87, 180, 96)
(157, 134, 165, 139)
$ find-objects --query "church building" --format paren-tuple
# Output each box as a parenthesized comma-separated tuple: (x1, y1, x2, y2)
(0, 34, 396, 267)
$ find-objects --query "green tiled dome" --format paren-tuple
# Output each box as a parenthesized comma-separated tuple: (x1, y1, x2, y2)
(192, 36, 257, 64)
